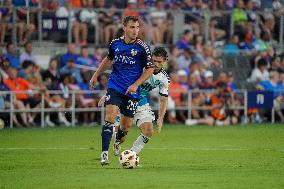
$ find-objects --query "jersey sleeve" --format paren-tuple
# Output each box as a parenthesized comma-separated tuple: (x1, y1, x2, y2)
(107, 41, 115, 60)
(159, 72, 170, 97)
(141, 43, 154, 69)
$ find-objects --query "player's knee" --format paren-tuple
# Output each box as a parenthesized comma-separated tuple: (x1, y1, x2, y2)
(140, 124, 153, 138)
(144, 128, 153, 138)
(105, 112, 116, 123)
(121, 124, 131, 133)
(105, 106, 118, 123)
(105, 114, 116, 123)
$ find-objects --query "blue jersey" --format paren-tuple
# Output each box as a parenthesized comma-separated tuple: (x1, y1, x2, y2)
(107, 37, 153, 99)
(259, 80, 283, 99)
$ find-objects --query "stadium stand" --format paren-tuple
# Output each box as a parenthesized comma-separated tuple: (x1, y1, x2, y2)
(1, 0, 284, 127)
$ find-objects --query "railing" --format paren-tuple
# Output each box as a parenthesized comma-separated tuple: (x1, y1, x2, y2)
(0, 90, 105, 128)
(1, 2, 283, 50)
(0, 89, 281, 128)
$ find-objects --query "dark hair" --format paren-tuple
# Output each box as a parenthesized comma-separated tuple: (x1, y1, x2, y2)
(216, 81, 227, 89)
(6, 42, 13, 50)
(193, 34, 205, 46)
(152, 47, 168, 60)
(60, 73, 71, 83)
(257, 58, 268, 68)
(123, 16, 139, 26)
(184, 47, 193, 54)
(184, 29, 191, 35)
(49, 58, 58, 66)
(24, 41, 32, 48)
(22, 60, 34, 69)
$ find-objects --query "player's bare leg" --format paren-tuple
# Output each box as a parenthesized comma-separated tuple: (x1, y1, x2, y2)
(114, 114, 133, 156)
(101, 104, 119, 165)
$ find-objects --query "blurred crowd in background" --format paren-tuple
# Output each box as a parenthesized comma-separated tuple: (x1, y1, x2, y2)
(0, 0, 283, 45)
(1, 0, 284, 127)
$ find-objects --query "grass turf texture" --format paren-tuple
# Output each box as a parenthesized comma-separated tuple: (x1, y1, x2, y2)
(0, 124, 284, 189)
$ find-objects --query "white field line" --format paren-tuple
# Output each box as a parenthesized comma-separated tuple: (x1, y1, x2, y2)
(0, 147, 283, 152)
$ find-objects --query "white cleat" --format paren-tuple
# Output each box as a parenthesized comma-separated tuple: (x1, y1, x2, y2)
(113, 142, 121, 156)
(59, 113, 71, 127)
(100, 151, 109, 165)
(45, 116, 55, 127)
(185, 119, 197, 126)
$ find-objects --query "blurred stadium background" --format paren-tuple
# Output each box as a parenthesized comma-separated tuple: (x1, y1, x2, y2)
(1, 1, 284, 189)
(1, 0, 284, 127)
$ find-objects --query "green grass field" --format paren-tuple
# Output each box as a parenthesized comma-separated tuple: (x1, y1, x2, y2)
(0, 124, 284, 189)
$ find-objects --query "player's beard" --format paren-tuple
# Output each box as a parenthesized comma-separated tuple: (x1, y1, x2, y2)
(130, 33, 138, 40)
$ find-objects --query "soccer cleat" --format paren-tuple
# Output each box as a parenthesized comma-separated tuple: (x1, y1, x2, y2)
(113, 142, 121, 156)
(45, 116, 55, 127)
(185, 119, 197, 126)
(59, 112, 71, 127)
(100, 151, 109, 165)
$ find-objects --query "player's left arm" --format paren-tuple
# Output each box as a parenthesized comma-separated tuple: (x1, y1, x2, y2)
(157, 75, 170, 133)
(157, 95, 168, 134)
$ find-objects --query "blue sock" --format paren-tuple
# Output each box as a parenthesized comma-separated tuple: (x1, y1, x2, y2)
(101, 121, 114, 152)
(115, 127, 127, 143)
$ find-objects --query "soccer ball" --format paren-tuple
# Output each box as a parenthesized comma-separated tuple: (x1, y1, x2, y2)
(119, 150, 139, 169)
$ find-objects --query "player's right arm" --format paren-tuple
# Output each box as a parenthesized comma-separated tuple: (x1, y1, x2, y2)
(90, 57, 113, 89)
(90, 41, 115, 89)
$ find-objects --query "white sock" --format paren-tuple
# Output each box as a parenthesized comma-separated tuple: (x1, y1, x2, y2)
(131, 134, 149, 154)
(112, 126, 117, 140)
(101, 151, 108, 157)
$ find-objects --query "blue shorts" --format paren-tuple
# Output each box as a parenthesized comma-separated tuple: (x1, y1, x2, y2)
(105, 88, 138, 118)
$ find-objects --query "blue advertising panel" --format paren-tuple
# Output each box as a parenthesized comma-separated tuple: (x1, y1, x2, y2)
(248, 91, 274, 109)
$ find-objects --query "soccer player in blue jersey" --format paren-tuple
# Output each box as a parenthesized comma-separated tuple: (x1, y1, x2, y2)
(99, 47, 170, 157)
(90, 16, 155, 165)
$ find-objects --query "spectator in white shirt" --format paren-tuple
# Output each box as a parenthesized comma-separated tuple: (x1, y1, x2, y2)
(19, 42, 36, 65)
(176, 48, 193, 73)
(56, 0, 90, 46)
(78, 1, 97, 45)
(248, 58, 269, 82)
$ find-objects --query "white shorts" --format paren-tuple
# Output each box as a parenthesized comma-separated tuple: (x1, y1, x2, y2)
(133, 104, 155, 127)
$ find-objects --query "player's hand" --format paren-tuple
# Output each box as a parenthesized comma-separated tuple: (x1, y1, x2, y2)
(98, 95, 106, 107)
(89, 76, 97, 90)
(157, 118, 163, 134)
(125, 84, 138, 95)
